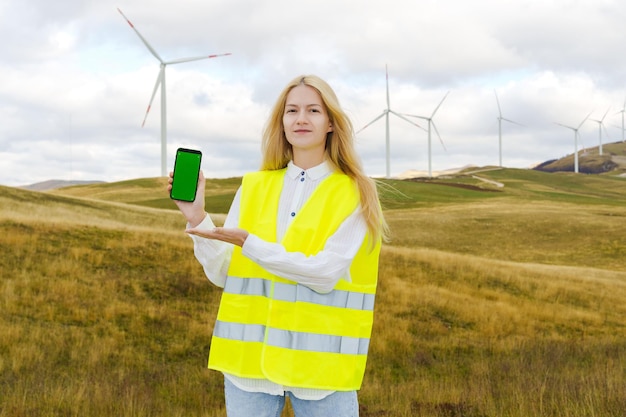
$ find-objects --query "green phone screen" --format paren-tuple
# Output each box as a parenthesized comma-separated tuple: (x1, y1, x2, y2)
(170, 148, 202, 202)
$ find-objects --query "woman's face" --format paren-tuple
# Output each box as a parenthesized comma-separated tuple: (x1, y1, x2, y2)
(283, 84, 333, 164)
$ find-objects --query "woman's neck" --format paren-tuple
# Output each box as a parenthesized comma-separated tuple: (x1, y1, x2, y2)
(292, 150, 325, 170)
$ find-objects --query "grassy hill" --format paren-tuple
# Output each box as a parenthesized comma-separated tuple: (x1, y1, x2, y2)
(534, 140, 626, 174)
(50, 167, 626, 270)
(2, 170, 626, 416)
(49, 176, 241, 214)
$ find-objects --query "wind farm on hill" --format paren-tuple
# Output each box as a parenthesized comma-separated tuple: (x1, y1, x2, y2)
(114, 7, 626, 184)
(115, 7, 626, 184)
(356, 66, 626, 179)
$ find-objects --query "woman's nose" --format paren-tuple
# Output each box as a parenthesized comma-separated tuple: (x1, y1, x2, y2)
(296, 111, 307, 123)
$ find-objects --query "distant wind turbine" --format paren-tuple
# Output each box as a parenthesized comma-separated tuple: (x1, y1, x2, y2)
(403, 91, 450, 177)
(356, 65, 424, 178)
(494, 90, 523, 167)
(589, 108, 610, 156)
(555, 112, 592, 173)
(617, 97, 626, 142)
(118, 8, 231, 177)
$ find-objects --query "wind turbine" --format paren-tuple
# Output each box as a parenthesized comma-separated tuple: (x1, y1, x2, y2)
(118, 8, 231, 177)
(589, 108, 610, 156)
(617, 97, 626, 142)
(555, 112, 591, 173)
(494, 90, 523, 167)
(403, 91, 449, 177)
(356, 65, 424, 178)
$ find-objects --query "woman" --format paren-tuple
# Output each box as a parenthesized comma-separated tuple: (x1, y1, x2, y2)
(169, 75, 387, 417)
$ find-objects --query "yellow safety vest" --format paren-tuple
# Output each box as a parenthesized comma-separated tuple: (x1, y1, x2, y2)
(208, 168, 381, 391)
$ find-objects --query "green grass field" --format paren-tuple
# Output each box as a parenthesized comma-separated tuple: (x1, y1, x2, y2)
(1, 167, 625, 416)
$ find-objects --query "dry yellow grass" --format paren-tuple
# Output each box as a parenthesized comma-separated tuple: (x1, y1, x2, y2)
(385, 199, 626, 270)
(361, 246, 626, 416)
(1, 175, 625, 416)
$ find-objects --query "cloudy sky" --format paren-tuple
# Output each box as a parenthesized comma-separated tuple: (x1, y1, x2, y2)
(1, 0, 625, 186)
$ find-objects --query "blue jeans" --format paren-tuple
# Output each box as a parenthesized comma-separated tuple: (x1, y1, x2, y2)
(224, 377, 359, 417)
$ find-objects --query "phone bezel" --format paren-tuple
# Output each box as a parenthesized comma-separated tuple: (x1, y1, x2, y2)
(170, 147, 202, 202)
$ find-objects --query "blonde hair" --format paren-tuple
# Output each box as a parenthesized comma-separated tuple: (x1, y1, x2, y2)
(261, 75, 388, 245)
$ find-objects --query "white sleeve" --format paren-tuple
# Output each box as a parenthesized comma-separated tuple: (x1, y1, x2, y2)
(188, 188, 241, 288)
(241, 207, 367, 294)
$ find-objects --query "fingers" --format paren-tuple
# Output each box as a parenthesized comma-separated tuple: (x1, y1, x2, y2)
(167, 171, 174, 190)
(195, 171, 206, 202)
(185, 226, 215, 239)
(197, 171, 206, 189)
(186, 227, 248, 247)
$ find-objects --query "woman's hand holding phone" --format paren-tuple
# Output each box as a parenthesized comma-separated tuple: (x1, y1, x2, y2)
(168, 171, 248, 247)
(168, 170, 207, 227)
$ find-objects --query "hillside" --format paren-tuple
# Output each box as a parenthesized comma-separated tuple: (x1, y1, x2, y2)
(533, 140, 626, 174)
(45, 168, 626, 271)
(50, 166, 626, 210)
(50, 176, 241, 214)
(20, 179, 106, 191)
(2, 172, 626, 416)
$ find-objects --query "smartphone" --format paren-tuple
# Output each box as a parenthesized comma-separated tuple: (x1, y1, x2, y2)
(170, 148, 202, 202)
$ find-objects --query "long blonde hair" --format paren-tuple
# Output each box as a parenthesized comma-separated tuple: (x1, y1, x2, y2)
(261, 75, 388, 244)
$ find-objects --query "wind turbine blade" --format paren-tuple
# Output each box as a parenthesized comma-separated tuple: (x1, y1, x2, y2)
(494, 90, 503, 118)
(117, 8, 164, 63)
(502, 117, 524, 127)
(142, 67, 164, 127)
(356, 112, 387, 134)
(577, 111, 593, 130)
(389, 110, 426, 131)
(431, 91, 449, 118)
(615, 98, 625, 115)
(402, 113, 429, 121)
(432, 121, 447, 152)
(555, 122, 575, 130)
(602, 122, 611, 139)
(600, 107, 610, 122)
(166, 52, 232, 65)
(385, 64, 390, 110)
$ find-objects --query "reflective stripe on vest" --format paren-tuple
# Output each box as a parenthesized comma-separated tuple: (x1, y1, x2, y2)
(224, 277, 375, 311)
(214, 320, 370, 355)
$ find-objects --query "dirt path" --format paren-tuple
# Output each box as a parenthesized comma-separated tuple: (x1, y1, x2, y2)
(472, 175, 504, 188)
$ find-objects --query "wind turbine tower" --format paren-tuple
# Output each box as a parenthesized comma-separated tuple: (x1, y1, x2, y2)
(556, 112, 591, 173)
(494, 90, 523, 167)
(404, 92, 450, 177)
(356, 65, 424, 178)
(118, 8, 231, 177)
(589, 108, 610, 156)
